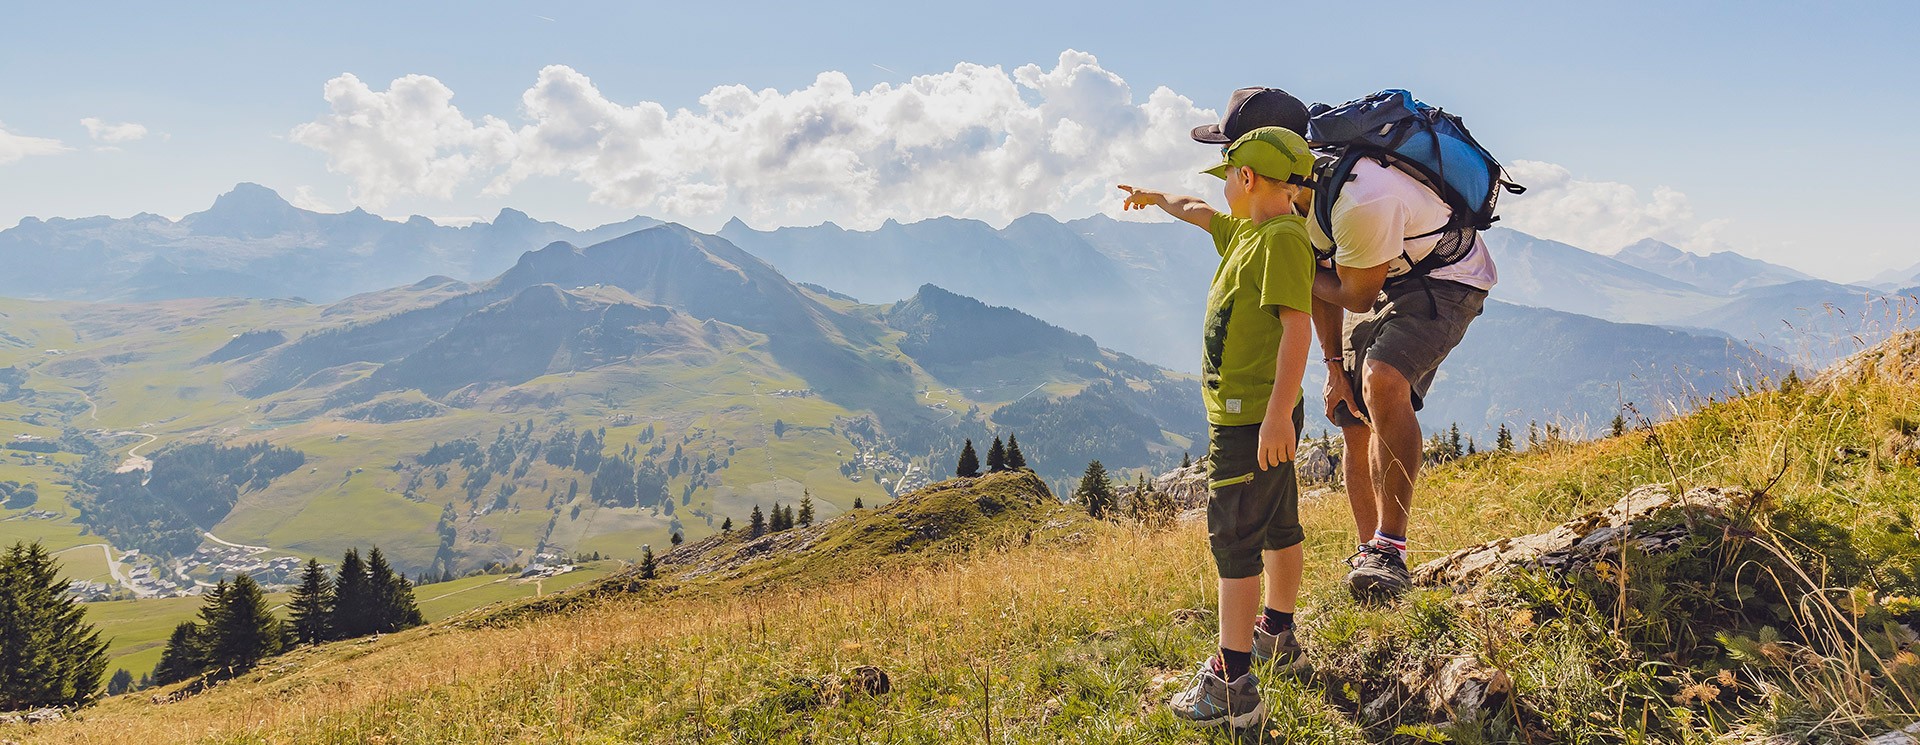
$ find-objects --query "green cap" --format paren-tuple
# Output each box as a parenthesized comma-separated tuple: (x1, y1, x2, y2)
(1202, 126, 1314, 184)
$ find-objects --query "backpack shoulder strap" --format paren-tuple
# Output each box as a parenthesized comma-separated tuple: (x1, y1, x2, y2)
(1311, 150, 1363, 263)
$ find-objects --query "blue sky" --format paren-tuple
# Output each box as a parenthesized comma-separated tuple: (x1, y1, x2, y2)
(1, 1, 1914, 280)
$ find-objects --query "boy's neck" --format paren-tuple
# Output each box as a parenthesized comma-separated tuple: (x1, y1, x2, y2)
(1247, 196, 1296, 223)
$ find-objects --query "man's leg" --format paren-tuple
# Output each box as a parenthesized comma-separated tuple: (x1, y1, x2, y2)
(1360, 359, 1421, 538)
(1340, 423, 1377, 544)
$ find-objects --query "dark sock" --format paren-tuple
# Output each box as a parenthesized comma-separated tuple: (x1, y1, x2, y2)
(1262, 607, 1294, 632)
(1219, 647, 1252, 680)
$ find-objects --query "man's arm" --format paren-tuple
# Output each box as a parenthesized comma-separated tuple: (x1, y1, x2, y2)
(1117, 185, 1216, 230)
(1258, 308, 1312, 470)
(1312, 262, 1390, 314)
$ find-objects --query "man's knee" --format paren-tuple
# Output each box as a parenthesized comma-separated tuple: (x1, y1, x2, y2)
(1360, 360, 1412, 413)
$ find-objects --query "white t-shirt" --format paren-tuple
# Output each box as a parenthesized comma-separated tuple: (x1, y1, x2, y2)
(1304, 158, 1497, 291)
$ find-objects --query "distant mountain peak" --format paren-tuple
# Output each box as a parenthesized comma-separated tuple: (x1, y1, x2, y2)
(1617, 238, 1687, 261)
(208, 182, 293, 212)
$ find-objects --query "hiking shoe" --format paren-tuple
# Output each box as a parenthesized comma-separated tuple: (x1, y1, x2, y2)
(1252, 618, 1304, 668)
(1345, 543, 1411, 600)
(1166, 658, 1266, 729)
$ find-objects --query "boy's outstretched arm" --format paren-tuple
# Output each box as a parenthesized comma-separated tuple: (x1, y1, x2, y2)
(1116, 185, 1216, 229)
(1259, 307, 1312, 470)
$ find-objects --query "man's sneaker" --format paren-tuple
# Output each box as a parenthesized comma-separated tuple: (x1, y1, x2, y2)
(1166, 658, 1266, 729)
(1252, 618, 1304, 668)
(1345, 543, 1411, 600)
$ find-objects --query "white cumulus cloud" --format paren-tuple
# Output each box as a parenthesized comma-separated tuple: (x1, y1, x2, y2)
(292, 51, 1221, 227)
(0, 123, 70, 165)
(1499, 159, 1725, 253)
(79, 117, 148, 143)
(289, 73, 516, 209)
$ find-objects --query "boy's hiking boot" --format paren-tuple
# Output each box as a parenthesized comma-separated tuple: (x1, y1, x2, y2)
(1252, 618, 1304, 668)
(1345, 543, 1411, 600)
(1166, 657, 1266, 729)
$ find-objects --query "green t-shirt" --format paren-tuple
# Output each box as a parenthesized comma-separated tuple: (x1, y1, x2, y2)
(1202, 212, 1314, 426)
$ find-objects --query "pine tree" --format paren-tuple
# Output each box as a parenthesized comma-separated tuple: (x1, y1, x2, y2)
(1466, 437, 1478, 456)
(287, 558, 332, 646)
(0, 542, 108, 708)
(986, 437, 1007, 472)
(206, 574, 282, 675)
(749, 505, 766, 538)
(721, 516, 734, 532)
(152, 621, 206, 685)
(1496, 424, 1514, 453)
(1527, 420, 1540, 450)
(670, 531, 684, 546)
(1180, 451, 1192, 469)
(1447, 423, 1463, 461)
(769, 502, 786, 532)
(798, 492, 814, 527)
(1005, 435, 1028, 471)
(107, 668, 134, 695)
(1075, 460, 1115, 520)
(780, 504, 796, 531)
(639, 545, 657, 580)
(1610, 412, 1627, 437)
(852, 496, 864, 509)
(955, 439, 981, 478)
(366, 547, 423, 634)
(329, 549, 371, 640)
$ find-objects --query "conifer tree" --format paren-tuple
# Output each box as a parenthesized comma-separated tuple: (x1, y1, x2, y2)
(639, 545, 657, 580)
(749, 505, 766, 538)
(798, 492, 814, 527)
(769, 502, 786, 532)
(152, 621, 206, 685)
(207, 574, 282, 674)
(1527, 420, 1540, 450)
(1005, 435, 1027, 471)
(1466, 437, 1478, 456)
(670, 531, 684, 546)
(1075, 460, 1115, 520)
(0, 542, 108, 708)
(986, 437, 1007, 472)
(955, 439, 981, 478)
(1610, 412, 1627, 437)
(1447, 423, 1463, 461)
(1496, 424, 1514, 453)
(287, 558, 332, 646)
(721, 516, 733, 532)
(1180, 451, 1191, 469)
(329, 549, 371, 640)
(107, 668, 134, 696)
(852, 496, 864, 509)
(366, 547, 423, 633)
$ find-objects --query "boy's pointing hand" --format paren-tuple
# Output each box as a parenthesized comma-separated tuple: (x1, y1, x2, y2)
(1117, 185, 1163, 211)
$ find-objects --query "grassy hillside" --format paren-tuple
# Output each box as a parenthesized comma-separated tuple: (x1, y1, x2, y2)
(12, 335, 1918, 742)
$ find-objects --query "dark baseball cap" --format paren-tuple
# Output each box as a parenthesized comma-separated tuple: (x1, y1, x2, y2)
(1190, 87, 1311, 144)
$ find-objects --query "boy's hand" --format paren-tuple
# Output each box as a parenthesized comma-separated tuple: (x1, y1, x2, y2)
(1257, 412, 1296, 471)
(1117, 185, 1165, 212)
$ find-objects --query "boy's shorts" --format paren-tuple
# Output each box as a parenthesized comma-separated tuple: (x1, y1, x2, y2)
(1206, 398, 1306, 579)
(1331, 277, 1487, 429)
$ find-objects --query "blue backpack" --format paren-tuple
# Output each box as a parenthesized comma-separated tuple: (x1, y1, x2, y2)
(1306, 89, 1526, 277)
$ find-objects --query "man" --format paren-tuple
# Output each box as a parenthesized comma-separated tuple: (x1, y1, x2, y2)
(1194, 86, 1495, 599)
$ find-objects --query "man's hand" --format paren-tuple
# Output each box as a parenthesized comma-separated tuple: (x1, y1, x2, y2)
(1258, 412, 1297, 471)
(1324, 361, 1363, 426)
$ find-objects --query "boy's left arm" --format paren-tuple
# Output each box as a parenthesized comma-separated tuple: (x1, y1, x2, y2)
(1258, 307, 1311, 471)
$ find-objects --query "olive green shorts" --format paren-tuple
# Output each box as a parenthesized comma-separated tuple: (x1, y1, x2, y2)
(1331, 278, 1487, 429)
(1206, 398, 1307, 579)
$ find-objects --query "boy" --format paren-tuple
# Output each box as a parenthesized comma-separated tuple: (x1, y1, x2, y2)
(1117, 125, 1316, 729)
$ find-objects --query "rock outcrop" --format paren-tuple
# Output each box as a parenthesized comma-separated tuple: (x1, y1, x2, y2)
(1414, 484, 1744, 589)
(1816, 328, 1920, 389)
